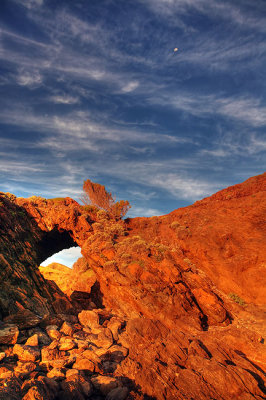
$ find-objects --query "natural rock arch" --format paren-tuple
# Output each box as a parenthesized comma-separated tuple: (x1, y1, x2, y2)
(0, 195, 92, 317)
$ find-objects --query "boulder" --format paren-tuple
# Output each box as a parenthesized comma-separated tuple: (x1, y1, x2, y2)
(47, 367, 65, 380)
(72, 358, 95, 372)
(79, 378, 93, 397)
(94, 328, 113, 349)
(99, 344, 128, 362)
(106, 387, 129, 400)
(60, 322, 74, 337)
(107, 317, 124, 341)
(0, 323, 19, 344)
(22, 377, 58, 400)
(13, 344, 40, 362)
(27, 328, 51, 346)
(91, 375, 120, 396)
(60, 379, 86, 400)
(65, 368, 79, 379)
(25, 334, 38, 347)
(46, 326, 61, 340)
(58, 337, 76, 351)
(14, 361, 36, 376)
(78, 310, 99, 329)
(0, 366, 13, 379)
(82, 349, 101, 364)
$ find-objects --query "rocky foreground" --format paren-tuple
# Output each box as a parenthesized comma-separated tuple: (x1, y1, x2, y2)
(0, 306, 132, 400)
(0, 173, 265, 399)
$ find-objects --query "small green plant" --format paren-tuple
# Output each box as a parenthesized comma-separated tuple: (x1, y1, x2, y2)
(228, 293, 245, 306)
(96, 209, 109, 221)
(183, 258, 193, 266)
(129, 259, 145, 268)
(170, 221, 181, 230)
(103, 260, 117, 269)
(5, 193, 17, 202)
(225, 193, 233, 200)
(120, 253, 131, 262)
(92, 222, 104, 232)
(29, 195, 44, 202)
(152, 243, 169, 262)
(47, 197, 65, 204)
(108, 223, 126, 237)
(82, 204, 99, 214)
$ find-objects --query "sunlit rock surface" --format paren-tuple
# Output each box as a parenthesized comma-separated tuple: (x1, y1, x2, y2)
(0, 173, 265, 399)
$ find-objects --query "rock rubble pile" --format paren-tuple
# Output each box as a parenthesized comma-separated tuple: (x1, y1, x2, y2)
(0, 307, 135, 400)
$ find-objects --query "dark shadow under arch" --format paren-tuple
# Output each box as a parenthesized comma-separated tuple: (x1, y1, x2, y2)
(36, 228, 78, 266)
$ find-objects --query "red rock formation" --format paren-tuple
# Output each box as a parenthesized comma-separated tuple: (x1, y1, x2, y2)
(0, 173, 265, 399)
(39, 258, 96, 297)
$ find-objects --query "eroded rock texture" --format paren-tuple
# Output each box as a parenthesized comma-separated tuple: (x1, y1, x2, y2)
(0, 173, 265, 399)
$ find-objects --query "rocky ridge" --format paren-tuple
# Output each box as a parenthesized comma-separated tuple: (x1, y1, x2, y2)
(0, 173, 265, 399)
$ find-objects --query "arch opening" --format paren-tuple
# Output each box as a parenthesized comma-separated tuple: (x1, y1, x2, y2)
(41, 246, 82, 268)
(37, 228, 78, 266)
(37, 227, 102, 309)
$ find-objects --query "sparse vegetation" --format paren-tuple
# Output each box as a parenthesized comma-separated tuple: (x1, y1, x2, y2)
(82, 204, 99, 214)
(170, 221, 191, 238)
(92, 222, 104, 232)
(228, 293, 245, 306)
(103, 260, 117, 269)
(170, 221, 181, 230)
(47, 197, 65, 204)
(29, 196, 44, 201)
(151, 243, 169, 262)
(183, 258, 195, 268)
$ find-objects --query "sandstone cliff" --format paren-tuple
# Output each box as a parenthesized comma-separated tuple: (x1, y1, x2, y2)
(0, 173, 265, 399)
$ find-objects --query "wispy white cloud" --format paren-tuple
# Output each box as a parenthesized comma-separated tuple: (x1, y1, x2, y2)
(0, 105, 192, 151)
(143, 0, 266, 33)
(129, 206, 162, 217)
(127, 189, 157, 201)
(121, 81, 139, 93)
(50, 95, 79, 104)
(217, 98, 266, 127)
(150, 92, 266, 127)
(12, 0, 43, 9)
(150, 173, 218, 200)
(41, 246, 81, 268)
(16, 69, 43, 88)
(200, 149, 228, 158)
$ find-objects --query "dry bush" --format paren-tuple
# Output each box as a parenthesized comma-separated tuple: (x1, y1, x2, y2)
(81, 179, 131, 219)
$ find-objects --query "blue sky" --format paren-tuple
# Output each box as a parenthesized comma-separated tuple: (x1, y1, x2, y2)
(41, 246, 81, 268)
(1, 0, 266, 220)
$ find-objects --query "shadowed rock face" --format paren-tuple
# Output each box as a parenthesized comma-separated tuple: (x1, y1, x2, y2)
(0, 195, 86, 317)
(0, 173, 265, 399)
